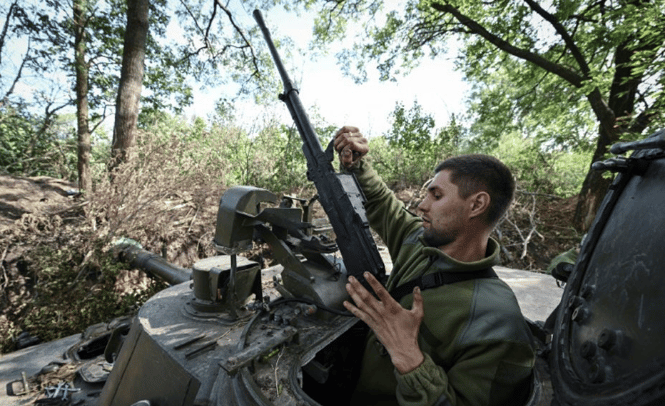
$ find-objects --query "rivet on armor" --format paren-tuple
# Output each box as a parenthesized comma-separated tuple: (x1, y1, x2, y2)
(598, 329, 619, 350)
(568, 295, 584, 309)
(572, 306, 590, 323)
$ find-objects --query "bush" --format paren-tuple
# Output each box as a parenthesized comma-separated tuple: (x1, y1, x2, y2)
(492, 132, 590, 198)
(372, 103, 466, 188)
(0, 106, 78, 179)
(19, 243, 165, 346)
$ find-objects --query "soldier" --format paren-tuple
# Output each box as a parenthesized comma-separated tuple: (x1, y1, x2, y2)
(334, 126, 535, 406)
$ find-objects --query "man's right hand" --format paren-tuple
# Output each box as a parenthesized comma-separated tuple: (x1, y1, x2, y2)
(334, 126, 369, 168)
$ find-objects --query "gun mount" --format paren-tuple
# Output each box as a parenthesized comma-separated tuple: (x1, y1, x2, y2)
(212, 186, 349, 312)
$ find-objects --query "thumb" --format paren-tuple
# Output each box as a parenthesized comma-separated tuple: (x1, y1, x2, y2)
(340, 145, 354, 167)
(411, 286, 424, 320)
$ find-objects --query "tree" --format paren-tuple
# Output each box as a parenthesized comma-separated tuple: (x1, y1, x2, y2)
(0, 1, 73, 177)
(309, 0, 665, 230)
(111, 0, 149, 168)
(74, 0, 92, 193)
(387, 100, 436, 153)
(110, 0, 286, 168)
(2, 0, 292, 179)
(170, 0, 283, 103)
(2, 0, 201, 181)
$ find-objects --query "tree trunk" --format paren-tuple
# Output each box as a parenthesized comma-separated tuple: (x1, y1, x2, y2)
(573, 39, 648, 231)
(110, 0, 149, 170)
(74, 0, 91, 193)
(573, 128, 614, 230)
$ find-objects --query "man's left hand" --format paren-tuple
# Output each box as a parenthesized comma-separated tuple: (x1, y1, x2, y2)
(343, 272, 425, 374)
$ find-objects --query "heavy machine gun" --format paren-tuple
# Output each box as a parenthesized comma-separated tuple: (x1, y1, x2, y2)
(253, 10, 386, 287)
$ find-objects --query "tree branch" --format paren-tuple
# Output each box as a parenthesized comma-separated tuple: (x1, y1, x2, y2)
(430, 1, 618, 137)
(522, 0, 591, 77)
(0, 0, 18, 63)
(179, 0, 206, 37)
(36, 99, 70, 138)
(628, 109, 657, 134)
(90, 102, 113, 134)
(179, 0, 260, 78)
(430, 1, 585, 87)
(2, 38, 30, 102)
(213, 0, 260, 76)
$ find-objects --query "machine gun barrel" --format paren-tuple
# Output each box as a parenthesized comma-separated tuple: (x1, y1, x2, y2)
(253, 10, 386, 284)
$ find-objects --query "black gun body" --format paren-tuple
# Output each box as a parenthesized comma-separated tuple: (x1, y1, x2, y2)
(254, 10, 386, 282)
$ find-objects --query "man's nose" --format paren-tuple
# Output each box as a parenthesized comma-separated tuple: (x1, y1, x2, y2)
(417, 198, 428, 212)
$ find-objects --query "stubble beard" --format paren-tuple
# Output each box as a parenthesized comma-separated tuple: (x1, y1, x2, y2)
(422, 227, 457, 248)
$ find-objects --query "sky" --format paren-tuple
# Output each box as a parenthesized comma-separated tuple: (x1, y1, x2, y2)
(183, 5, 470, 138)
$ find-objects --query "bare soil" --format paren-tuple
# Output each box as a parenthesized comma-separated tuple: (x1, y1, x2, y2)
(0, 175, 78, 232)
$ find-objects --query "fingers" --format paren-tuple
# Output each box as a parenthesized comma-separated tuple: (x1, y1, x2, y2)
(334, 126, 361, 152)
(345, 275, 381, 317)
(345, 273, 426, 375)
(335, 125, 360, 137)
(344, 278, 379, 327)
(345, 273, 424, 320)
(339, 146, 355, 168)
(334, 126, 368, 159)
(363, 272, 393, 305)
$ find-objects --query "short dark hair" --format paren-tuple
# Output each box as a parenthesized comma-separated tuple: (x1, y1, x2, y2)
(435, 154, 515, 226)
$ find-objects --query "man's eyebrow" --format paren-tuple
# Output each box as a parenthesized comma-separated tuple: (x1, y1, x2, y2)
(427, 185, 442, 193)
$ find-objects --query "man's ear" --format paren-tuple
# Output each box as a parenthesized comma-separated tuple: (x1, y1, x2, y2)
(469, 191, 491, 220)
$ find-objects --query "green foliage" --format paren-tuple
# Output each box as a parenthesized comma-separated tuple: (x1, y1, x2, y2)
(491, 132, 590, 198)
(18, 244, 165, 346)
(373, 99, 588, 197)
(465, 59, 599, 154)
(70, 0, 193, 116)
(386, 100, 436, 152)
(371, 101, 466, 187)
(137, 112, 310, 194)
(169, 0, 288, 103)
(243, 124, 309, 192)
(304, 0, 665, 210)
(0, 106, 77, 178)
(0, 104, 113, 180)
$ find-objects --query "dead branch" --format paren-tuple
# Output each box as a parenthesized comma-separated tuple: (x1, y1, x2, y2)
(1, 245, 8, 291)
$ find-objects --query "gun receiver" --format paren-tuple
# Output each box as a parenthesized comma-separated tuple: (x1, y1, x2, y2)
(253, 9, 386, 284)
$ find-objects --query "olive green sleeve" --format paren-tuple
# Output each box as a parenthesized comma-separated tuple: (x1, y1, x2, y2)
(394, 353, 450, 406)
(344, 160, 422, 260)
(393, 280, 535, 406)
(394, 340, 533, 406)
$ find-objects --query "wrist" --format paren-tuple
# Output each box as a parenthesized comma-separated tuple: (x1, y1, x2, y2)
(393, 350, 425, 375)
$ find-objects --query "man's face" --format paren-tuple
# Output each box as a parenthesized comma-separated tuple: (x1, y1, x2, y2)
(417, 170, 470, 248)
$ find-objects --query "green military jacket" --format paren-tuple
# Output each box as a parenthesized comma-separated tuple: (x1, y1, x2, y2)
(346, 160, 535, 406)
